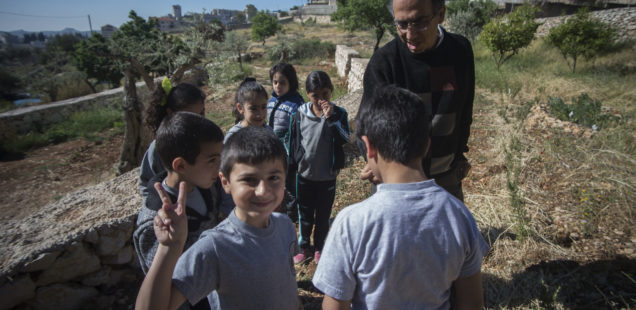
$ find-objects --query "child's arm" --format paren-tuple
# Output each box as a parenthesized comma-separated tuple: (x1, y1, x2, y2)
(322, 295, 351, 310)
(136, 182, 188, 310)
(452, 271, 484, 310)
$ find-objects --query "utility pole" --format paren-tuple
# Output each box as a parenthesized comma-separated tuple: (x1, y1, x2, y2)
(88, 14, 93, 36)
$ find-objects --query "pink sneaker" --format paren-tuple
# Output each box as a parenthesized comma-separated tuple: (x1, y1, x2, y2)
(314, 251, 321, 264)
(293, 249, 313, 264)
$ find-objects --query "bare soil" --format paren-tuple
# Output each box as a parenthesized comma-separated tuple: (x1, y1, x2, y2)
(0, 131, 123, 222)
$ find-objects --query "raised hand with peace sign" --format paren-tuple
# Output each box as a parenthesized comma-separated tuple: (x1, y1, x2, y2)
(153, 181, 188, 248)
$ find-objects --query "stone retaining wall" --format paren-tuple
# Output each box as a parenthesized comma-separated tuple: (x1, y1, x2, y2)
(348, 58, 370, 93)
(0, 81, 149, 135)
(536, 7, 636, 41)
(0, 169, 143, 310)
(335, 45, 360, 77)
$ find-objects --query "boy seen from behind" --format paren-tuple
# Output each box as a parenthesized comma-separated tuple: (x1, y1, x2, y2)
(313, 86, 489, 309)
(136, 126, 301, 310)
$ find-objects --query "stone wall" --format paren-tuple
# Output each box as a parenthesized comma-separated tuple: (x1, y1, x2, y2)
(0, 169, 143, 310)
(0, 81, 148, 135)
(335, 45, 360, 77)
(348, 58, 370, 93)
(536, 7, 636, 41)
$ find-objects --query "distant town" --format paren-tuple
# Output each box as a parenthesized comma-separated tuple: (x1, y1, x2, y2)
(0, 1, 338, 48)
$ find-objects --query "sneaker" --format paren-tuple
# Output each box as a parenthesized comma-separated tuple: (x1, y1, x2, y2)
(293, 249, 313, 264)
(314, 251, 321, 264)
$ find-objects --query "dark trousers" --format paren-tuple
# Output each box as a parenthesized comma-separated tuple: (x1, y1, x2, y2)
(296, 176, 336, 251)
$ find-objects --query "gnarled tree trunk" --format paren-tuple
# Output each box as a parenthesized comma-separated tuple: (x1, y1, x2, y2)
(116, 67, 146, 175)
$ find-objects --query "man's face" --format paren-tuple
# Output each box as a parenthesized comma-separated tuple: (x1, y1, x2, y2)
(393, 0, 445, 54)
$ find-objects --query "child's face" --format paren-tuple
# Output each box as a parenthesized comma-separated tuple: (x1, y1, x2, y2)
(307, 88, 332, 107)
(237, 96, 267, 127)
(182, 141, 223, 189)
(221, 159, 286, 228)
(272, 72, 290, 97)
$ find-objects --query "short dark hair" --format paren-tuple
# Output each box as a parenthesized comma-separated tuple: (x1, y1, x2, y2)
(146, 82, 205, 133)
(355, 85, 430, 164)
(269, 62, 299, 94)
(305, 71, 333, 93)
(220, 126, 287, 178)
(156, 111, 224, 171)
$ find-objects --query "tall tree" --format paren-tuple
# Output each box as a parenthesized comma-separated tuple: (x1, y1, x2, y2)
(251, 11, 281, 46)
(332, 0, 394, 51)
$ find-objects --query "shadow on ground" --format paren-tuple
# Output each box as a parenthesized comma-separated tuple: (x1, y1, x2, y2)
(485, 257, 636, 308)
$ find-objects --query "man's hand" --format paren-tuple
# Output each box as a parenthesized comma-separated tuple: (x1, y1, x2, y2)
(321, 100, 333, 118)
(153, 181, 188, 247)
(359, 163, 381, 184)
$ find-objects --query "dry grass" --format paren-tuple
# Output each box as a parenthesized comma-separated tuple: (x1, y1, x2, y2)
(204, 22, 636, 308)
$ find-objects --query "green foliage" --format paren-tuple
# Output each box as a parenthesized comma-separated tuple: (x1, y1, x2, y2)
(480, 4, 539, 70)
(546, 8, 617, 73)
(446, 0, 497, 42)
(72, 33, 123, 89)
(0, 68, 23, 99)
(267, 38, 335, 62)
(548, 94, 619, 129)
(251, 11, 281, 45)
(223, 31, 250, 69)
(331, 0, 393, 51)
(206, 58, 253, 91)
(0, 105, 123, 155)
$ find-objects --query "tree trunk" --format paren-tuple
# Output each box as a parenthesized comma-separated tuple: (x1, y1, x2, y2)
(374, 28, 384, 52)
(116, 68, 145, 175)
(238, 50, 243, 70)
(84, 79, 97, 93)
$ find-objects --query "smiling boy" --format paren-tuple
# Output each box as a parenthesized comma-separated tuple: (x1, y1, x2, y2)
(136, 126, 301, 310)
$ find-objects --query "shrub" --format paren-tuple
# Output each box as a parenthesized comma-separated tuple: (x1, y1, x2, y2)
(546, 8, 617, 73)
(548, 94, 619, 129)
(446, 0, 497, 42)
(267, 38, 335, 62)
(480, 4, 539, 70)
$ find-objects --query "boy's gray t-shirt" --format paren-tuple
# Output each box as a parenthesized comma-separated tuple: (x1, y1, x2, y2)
(312, 180, 489, 309)
(172, 210, 300, 310)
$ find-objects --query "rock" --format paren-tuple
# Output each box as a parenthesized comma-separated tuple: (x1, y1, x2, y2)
(32, 283, 98, 310)
(0, 168, 141, 279)
(23, 251, 60, 273)
(334, 89, 363, 124)
(84, 228, 99, 244)
(96, 222, 133, 256)
(81, 266, 111, 287)
(0, 275, 36, 310)
(335, 45, 360, 77)
(35, 243, 101, 286)
(102, 245, 133, 265)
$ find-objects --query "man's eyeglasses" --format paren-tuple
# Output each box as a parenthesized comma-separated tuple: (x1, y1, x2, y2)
(394, 14, 437, 33)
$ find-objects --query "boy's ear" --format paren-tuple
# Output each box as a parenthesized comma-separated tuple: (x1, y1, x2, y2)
(219, 172, 231, 194)
(361, 136, 377, 160)
(171, 157, 187, 174)
(235, 103, 244, 114)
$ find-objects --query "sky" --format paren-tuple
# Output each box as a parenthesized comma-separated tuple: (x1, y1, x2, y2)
(0, 0, 307, 32)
